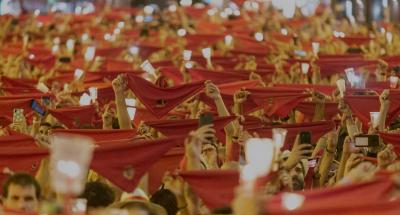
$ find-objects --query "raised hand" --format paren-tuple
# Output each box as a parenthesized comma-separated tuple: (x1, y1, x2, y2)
(204, 81, 221, 100)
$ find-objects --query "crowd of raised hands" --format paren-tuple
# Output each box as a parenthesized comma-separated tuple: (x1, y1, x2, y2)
(2, 1, 400, 215)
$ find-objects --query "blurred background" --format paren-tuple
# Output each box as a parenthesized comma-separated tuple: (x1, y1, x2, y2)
(0, 0, 400, 26)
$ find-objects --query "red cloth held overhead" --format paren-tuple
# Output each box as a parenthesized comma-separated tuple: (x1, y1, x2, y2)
(180, 169, 239, 210)
(0, 147, 48, 186)
(0, 76, 36, 88)
(248, 90, 311, 117)
(248, 121, 335, 150)
(189, 68, 249, 84)
(91, 136, 184, 192)
(296, 101, 339, 121)
(339, 36, 373, 46)
(0, 133, 37, 148)
(133, 107, 187, 128)
(217, 80, 261, 95)
(0, 98, 34, 120)
(51, 129, 136, 142)
(266, 177, 395, 215)
(273, 84, 336, 96)
(344, 93, 400, 131)
(48, 105, 96, 129)
(379, 132, 400, 155)
(144, 116, 236, 144)
(148, 147, 184, 194)
(126, 75, 205, 118)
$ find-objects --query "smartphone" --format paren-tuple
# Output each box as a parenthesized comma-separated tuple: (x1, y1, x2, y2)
(199, 112, 214, 128)
(13, 108, 24, 123)
(300, 131, 311, 144)
(354, 134, 379, 147)
(31, 100, 46, 116)
(300, 131, 312, 157)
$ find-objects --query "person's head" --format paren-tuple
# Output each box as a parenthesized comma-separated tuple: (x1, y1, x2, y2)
(113, 201, 167, 215)
(39, 122, 51, 136)
(289, 161, 306, 191)
(2, 173, 41, 212)
(150, 189, 178, 215)
(79, 181, 115, 209)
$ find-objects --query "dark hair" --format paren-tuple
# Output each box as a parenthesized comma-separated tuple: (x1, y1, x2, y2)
(150, 189, 178, 215)
(2, 173, 41, 198)
(79, 181, 115, 208)
(211, 206, 233, 214)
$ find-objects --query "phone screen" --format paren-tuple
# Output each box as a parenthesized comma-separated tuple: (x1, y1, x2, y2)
(198, 112, 214, 128)
(31, 100, 46, 116)
(354, 135, 379, 147)
(13, 108, 24, 123)
(300, 131, 311, 144)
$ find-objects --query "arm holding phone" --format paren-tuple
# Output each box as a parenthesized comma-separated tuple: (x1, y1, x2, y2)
(318, 132, 337, 186)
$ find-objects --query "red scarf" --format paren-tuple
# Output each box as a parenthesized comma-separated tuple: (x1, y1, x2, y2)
(48, 105, 96, 129)
(248, 121, 335, 150)
(126, 75, 205, 118)
(91, 136, 184, 191)
(180, 169, 239, 210)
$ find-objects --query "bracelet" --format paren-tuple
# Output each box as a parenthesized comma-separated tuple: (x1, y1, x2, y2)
(326, 146, 335, 154)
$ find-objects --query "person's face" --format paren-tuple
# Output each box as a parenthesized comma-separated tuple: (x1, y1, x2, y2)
(3, 184, 39, 212)
(39, 125, 50, 136)
(289, 163, 305, 191)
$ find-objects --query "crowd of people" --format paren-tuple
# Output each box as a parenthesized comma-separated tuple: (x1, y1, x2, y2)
(1, 0, 400, 214)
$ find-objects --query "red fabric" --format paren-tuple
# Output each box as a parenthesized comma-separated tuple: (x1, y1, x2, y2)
(148, 147, 184, 194)
(135, 42, 163, 59)
(51, 129, 136, 142)
(198, 92, 260, 115)
(144, 116, 236, 144)
(101, 59, 134, 71)
(379, 132, 400, 155)
(217, 80, 261, 95)
(248, 121, 335, 150)
(126, 75, 205, 118)
(339, 36, 373, 46)
(91, 136, 184, 192)
(158, 66, 184, 84)
(344, 93, 400, 131)
(2, 208, 40, 215)
(0, 134, 37, 148)
(180, 169, 239, 210)
(226, 141, 240, 162)
(189, 68, 249, 84)
(296, 102, 339, 121)
(1, 76, 36, 88)
(184, 7, 209, 18)
(185, 34, 224, 47)
(133, 108, 187, 128)
(48, 105, 96, 129)
(0, 147, 48, 185)
(247, 90, 311, 117)
(315, 59, 377, 77)
(95, 46, 125, 58)
(1, 87, 41, 95)
(273, 84, 336, 96)
(0, 98, 34, 120)
(266, 177, 395, 215)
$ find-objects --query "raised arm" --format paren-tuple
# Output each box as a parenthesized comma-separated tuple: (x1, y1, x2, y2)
(112, 75, 132, 129)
